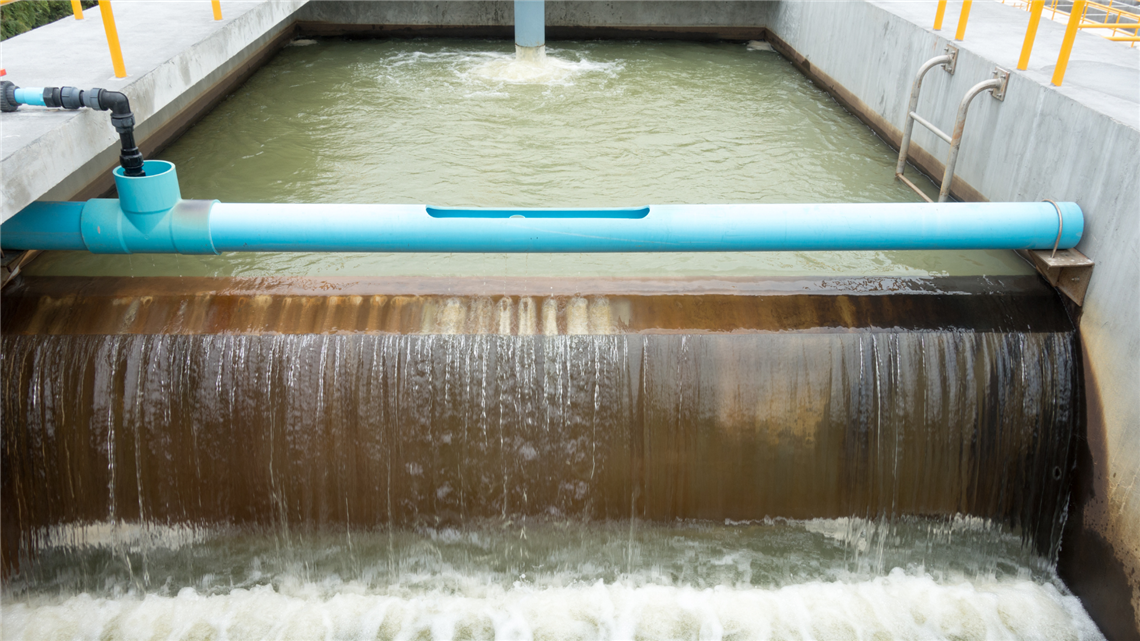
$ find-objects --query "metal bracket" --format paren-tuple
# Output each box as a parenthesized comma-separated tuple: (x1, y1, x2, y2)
(990, 67, 1010, 101)
(943, 44, 959, 74)
(0, 249, 40, 290)
(1017, 248, 1095, 306)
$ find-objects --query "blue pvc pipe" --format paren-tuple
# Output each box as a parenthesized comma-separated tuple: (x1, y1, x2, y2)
(14, 87, 46, 107)
(0, 200, 1083, 254)
(515, 0, 544, 48)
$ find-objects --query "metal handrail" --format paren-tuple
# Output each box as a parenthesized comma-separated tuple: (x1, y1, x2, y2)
(895, 51, 1009, 203)
(939, 76, 1006, 202)
(939, 0, 1135, 87)
(1003, 0, 1139, 45)
(895, 52, 955, 175)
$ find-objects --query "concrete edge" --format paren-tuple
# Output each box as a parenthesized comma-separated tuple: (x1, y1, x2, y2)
(296, 22, 768, 41)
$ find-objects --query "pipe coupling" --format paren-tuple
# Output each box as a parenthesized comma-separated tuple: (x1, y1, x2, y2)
(80, 161, 218, 254)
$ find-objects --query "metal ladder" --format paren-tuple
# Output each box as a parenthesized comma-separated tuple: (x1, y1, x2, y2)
(895, 45, 1010, 202)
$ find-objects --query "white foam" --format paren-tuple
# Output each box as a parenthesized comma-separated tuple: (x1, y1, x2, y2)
(1, 570, 1104, 640)
(468, 50, 621, 86)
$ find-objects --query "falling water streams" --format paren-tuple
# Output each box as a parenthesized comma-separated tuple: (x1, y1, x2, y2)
(0, 40, 1103, 638)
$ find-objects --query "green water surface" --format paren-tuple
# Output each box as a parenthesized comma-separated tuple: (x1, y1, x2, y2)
(27, 39, 1031, 279)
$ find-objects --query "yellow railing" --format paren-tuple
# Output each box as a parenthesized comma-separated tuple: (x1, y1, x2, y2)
(98, 0, 127, 78)
(0, 0, 84, 17)
(1004, 0, 1140, 43)
(937, 0, 1138, 86)
(3, 1, 226, 79)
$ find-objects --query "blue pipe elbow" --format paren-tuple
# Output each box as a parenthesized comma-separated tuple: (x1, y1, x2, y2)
(515, 0, 545, 48)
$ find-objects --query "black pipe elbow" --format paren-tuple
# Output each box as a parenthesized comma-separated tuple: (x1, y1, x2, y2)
(0, 83, 145, 177)
(96, 89, 131, 115)
(92, 89, 144, 177)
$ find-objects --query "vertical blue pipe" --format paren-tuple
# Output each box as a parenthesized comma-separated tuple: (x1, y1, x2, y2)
(515, 0, 545, 48)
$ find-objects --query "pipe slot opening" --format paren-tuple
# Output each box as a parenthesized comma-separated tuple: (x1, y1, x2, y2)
(426, 206, 650, 219)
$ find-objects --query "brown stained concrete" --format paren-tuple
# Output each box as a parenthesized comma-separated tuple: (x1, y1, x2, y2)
(3, 322, 1082, 576)
(1, 275, 1072, 337)
(1059, 344, 1140, 641)
(297, 22, 766, 41)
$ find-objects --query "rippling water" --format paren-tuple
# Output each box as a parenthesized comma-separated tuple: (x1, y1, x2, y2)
(162, 39, 937, 206)
(25, 38, 1032, 281)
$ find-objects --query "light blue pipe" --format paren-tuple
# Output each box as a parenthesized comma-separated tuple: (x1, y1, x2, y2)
(515, 0, 544, 48)
(207, 201, 1083, 252)
(14, 87, 47, 107)
(0, 160, 1084, 253)
(1, 190, 1083, 255)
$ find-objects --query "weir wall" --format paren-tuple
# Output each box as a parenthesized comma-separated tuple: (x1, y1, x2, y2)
(760, 3, 1139, 639)
(1, 0, 1137, 637)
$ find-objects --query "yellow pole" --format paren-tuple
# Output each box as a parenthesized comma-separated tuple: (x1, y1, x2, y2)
(211, 0, 222, 20)
(934, 0, 948, 30)
(1053, 0, 1085, 85)
(955, 0, 973, 40)
(71, 0, 84, 19)
(98, 0, 127, 79)
(1018, 0, 1044, 70)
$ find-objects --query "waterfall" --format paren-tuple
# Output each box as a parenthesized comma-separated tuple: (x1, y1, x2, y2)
(2, 328, 1080, 575)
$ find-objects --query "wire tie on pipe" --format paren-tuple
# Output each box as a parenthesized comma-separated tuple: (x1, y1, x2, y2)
(1044, 199, 1063, 258)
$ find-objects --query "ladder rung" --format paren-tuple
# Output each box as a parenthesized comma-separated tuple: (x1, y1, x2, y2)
(896, 173, 935, 203)
(909, 112, 953, 144)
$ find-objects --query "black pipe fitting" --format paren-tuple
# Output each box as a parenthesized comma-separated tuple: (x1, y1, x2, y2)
(0, 81, 17, 113)
(0, 82, 145, 177)
(92, 89, 144, 177)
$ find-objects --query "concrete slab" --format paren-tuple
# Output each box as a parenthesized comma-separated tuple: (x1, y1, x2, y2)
(0, 0, 308, 221)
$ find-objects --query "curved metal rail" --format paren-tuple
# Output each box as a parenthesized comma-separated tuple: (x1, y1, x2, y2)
(895, 49, 1010, 203)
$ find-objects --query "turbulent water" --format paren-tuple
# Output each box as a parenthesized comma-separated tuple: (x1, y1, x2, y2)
(0, 520, 1102, 640)
(1, 330, 1091, 638)
(1, 39, 1102, 639)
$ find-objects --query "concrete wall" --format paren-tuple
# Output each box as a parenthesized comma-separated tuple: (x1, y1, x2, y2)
(764, 4, 1139, 638)
(298, 0, 768, 28)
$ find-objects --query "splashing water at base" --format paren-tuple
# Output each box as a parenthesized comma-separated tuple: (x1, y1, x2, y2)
(0, 575, 1102, 640)
(469, 45, 620, 85)
(0, 519, 1104, 640)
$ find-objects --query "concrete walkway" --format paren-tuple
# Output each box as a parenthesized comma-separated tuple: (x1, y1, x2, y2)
(1, 0, 306, 221)
(887, 0, 1138, 128)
